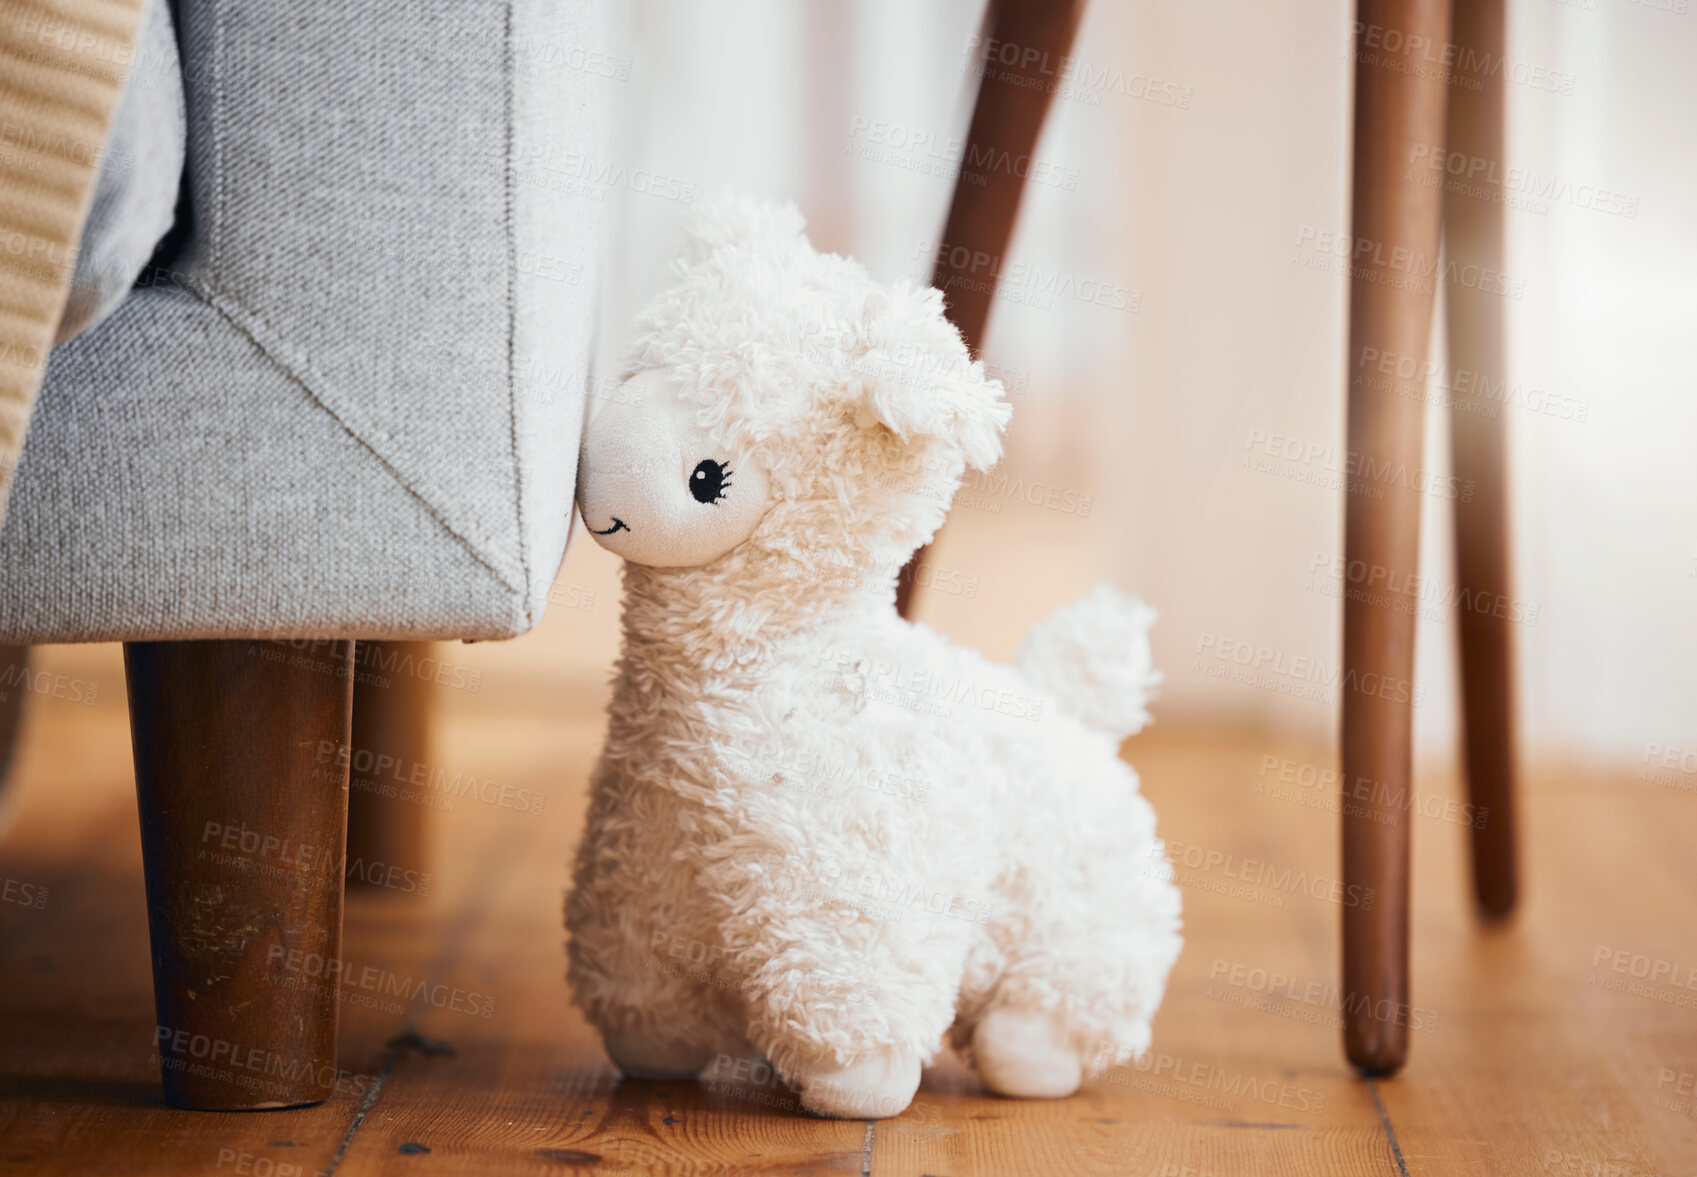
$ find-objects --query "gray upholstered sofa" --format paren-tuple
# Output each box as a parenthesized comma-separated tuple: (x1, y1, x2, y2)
(1, 0, 605, 639)
(0, 0, 608, 1109)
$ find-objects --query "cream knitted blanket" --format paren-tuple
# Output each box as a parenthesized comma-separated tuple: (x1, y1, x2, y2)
(0, 0, 141, 526)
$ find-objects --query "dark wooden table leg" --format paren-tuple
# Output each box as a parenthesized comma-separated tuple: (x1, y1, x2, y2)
(1443, 0, 1518, 921)
(896, 0, 1087, 619)
(125, 639, 353, 1109)
(1340, 0, 1453, 1077)
(346, 641, 434, 886)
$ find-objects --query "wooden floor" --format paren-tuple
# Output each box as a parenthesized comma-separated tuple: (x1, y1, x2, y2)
(1, 564, 1694, 1174)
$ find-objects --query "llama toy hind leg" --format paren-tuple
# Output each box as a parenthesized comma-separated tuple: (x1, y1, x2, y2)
(788, 1050, 924, 1119)
(739, 943, 959, 1119)
(959, 780, 1183, 1098)
(971, 1007, 1084, 1099)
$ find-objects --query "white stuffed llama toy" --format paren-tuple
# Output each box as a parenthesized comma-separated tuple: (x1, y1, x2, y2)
(566, 194, 1181, 1119)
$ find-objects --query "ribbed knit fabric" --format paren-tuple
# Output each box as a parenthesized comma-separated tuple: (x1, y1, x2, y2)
(53, 0, 184, 347)
(0, 0, 143, 527)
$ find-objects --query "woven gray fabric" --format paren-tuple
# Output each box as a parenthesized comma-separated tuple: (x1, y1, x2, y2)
(0, 0, 607, 642)
(54, 0, 185, 346)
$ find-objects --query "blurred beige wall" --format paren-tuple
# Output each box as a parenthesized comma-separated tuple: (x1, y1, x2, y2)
(592, 0, 1697, 767)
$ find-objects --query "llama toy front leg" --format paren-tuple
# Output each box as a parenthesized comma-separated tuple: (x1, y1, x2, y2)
(723, 880, 976, 1118)
(565, 776, 744, 1080)
(567, 900, 740, 1080)
(743, 961, 949, 1120)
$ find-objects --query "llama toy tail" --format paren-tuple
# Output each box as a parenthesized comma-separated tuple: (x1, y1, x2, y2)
(1018, 585, 1161, 741)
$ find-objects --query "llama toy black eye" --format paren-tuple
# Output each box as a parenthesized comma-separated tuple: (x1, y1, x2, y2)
(690, 459, 732, 505)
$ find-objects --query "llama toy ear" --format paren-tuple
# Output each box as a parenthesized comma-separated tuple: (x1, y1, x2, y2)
(854, 283, 1011, 472)
(679, 190, 808, 268)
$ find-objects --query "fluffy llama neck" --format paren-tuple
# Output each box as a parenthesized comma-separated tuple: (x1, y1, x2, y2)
(616, 550, 899, 687)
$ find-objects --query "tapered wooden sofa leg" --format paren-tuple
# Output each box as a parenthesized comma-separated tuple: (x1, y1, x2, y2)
(125, 639, 353, 1110)
(1444, 0, 1519, 922)
(1339, 0, 1454, 1077)
(346, 641, 434, 885)
(895, 0, 1087, 619)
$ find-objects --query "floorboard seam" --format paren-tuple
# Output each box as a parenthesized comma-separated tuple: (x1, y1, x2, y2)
(861, 1119, 875, 1176)
(322, 1051, 397, 1175)
(1368, 1078, 1412, 1177)
(321, 822, 532, 1175)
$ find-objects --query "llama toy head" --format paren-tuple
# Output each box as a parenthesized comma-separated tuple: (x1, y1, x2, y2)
(576, 195, 1010, 581)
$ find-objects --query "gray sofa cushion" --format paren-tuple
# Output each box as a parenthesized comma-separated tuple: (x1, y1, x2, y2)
(54, 0, 186, 346)
(4, 287, 525, 639)
(0, 0, 608, 642)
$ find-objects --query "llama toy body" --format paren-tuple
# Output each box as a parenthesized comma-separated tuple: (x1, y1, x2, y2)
(566, 196, 1181, 1118)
